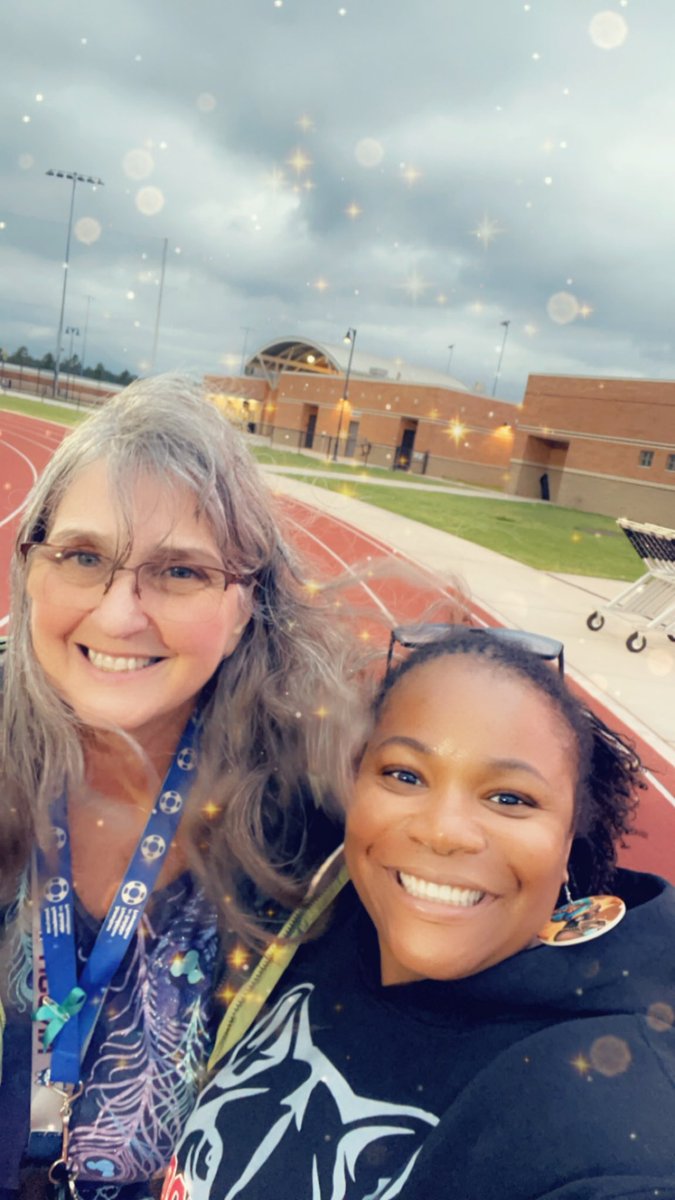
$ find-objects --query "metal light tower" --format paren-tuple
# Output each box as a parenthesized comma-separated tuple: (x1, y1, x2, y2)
(81, 295, 94, 375)
(46, 170, 104, 396)
(446, 344, 455, 373)
(492, 319, 511, 397)
(149, 237, 168, 373)
(332, 327, 357, 462)
(65, 325, 80, 364)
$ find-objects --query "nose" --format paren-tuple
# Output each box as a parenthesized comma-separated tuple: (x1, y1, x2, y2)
(407, 790, 488, 856)
(89, 569, 152, 635)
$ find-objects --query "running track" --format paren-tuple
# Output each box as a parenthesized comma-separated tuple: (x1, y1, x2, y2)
(1, 408, 673, 881)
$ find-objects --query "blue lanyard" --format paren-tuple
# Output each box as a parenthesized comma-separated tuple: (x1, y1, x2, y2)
(33, 713, 200, 1087)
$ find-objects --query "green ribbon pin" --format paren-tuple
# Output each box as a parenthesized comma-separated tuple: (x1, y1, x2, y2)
(33, 987, 87, 1048)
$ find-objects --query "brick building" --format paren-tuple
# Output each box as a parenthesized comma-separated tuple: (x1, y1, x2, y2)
(208, 336, 516, 490)
(508, 375, 675, 524)
(208, 338, 675, 525)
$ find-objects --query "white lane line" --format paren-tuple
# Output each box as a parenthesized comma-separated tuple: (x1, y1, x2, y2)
(284, 513, 396, 623)
(0, 406, 70, 431)
(0, 425, 64, 454)
(0, 432, 43, 628)
(285, 498, 450, 598)
(0, 438, 38, 528)
(644, 771, 675, 810)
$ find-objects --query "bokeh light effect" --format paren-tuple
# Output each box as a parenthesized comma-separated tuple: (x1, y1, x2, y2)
(196, 92, 217, 112)
(646, 1002, 675, 1031)
(547, 292, 580, 324)
(74, 216, 102, 244)
(589, 11, 629, 50)
(122, 148, 154, 180)
(355, 137, 384, 168)
(135, 186, 165, 216)
(589, 1035, 632, 1076)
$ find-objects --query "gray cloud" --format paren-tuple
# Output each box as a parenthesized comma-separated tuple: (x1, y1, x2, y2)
(2, 0, 675, 400)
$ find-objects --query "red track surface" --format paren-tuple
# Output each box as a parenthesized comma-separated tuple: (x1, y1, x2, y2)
(2, 409, 673, 881)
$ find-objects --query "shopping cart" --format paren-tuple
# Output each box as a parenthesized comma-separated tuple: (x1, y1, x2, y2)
(586, 519, 675, 652)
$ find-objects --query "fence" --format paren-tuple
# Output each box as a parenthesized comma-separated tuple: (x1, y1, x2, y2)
(253, 423, 430, 474)
(0, 364, 119, 407)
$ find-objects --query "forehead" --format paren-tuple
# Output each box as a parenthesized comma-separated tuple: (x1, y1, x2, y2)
(376, 655, 575, 766)
(49, 461, 215, 548)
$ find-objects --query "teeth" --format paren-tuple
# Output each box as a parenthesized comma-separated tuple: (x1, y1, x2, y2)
(398, 872, 484, 907)
(87, 649, 157, 673)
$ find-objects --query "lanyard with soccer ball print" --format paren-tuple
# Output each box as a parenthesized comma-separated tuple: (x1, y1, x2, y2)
(28, 711, 200, 1194)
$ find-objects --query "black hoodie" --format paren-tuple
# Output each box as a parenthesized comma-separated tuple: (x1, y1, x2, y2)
(170, 869, 675, 1200)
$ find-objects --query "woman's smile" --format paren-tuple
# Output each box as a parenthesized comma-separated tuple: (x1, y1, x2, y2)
(79, 644, 166, 673)
(396, 870, 486, 908)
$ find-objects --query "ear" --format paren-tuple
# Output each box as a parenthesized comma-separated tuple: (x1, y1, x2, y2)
(222, 584, 254, 658)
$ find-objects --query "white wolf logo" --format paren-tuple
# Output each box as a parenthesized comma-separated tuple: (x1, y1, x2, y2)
(179, 983, 438, 1199)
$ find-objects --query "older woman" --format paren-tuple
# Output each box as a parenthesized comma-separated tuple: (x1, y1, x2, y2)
(0, 377, 361, 1199)
(167, 627, 675, 1199)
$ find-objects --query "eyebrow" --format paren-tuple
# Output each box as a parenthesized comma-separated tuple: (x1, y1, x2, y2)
(485, 757, 548, 783)
(48, 528, 221, 560)
(373, 739, 549, 784)
(374, 736, 434, 754)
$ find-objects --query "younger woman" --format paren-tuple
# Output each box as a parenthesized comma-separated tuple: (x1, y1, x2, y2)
(168, 627, 675, 1199)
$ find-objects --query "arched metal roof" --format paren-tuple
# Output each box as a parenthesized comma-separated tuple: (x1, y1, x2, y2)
(245, 335, 469, 392)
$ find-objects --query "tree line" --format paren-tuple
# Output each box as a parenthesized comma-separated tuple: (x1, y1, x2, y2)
(0, 345, 137, 387)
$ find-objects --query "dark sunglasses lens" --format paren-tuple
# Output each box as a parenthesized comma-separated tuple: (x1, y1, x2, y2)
(390, 623, 452, 649)
(487, 628, 563, 662)
(388, 623, 563, 670)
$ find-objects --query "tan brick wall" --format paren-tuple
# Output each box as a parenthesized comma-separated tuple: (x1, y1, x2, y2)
(510, 375, 675, 522)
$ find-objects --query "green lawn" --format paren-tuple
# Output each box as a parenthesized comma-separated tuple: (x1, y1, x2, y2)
(251, 444, 469, 486)
(283, 478, 642, 580)
(0, 392, 87, 427)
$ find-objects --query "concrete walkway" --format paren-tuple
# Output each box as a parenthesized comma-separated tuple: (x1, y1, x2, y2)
(266, 472, 675, 761)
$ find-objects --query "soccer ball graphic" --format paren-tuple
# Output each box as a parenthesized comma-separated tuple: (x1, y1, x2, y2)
(159, 790, 183, 815)
(141, 834, 166, 862)
(121, 880, 148, 907)
(177, 747, 197, 772)
(44, 876, 69, 904)
(52, 826, 67, 850)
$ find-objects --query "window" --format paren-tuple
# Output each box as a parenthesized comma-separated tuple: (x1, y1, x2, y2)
(667, 454, 675, 472)
(639, 450, 654, 468)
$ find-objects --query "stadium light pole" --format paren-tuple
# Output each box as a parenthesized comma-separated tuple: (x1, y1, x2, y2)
(446, 343, 455, 373)
(66, 325, 80, 363)
(332, 327, 357, 461)
(46, 170, 104, 397)
(492, 319, 511, 397)
(81, 294, 94, 376)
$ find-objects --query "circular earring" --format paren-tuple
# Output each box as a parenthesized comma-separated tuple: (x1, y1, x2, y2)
(537, 883, 626, 947)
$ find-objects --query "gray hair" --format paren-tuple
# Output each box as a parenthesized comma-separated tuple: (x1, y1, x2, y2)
(1, 375, 365, 939)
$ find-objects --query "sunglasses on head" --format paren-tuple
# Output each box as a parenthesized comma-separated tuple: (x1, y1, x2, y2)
(385, 623, 565, 679)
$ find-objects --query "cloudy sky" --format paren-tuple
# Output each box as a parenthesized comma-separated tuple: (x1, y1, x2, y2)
(2, 0, 673, 402)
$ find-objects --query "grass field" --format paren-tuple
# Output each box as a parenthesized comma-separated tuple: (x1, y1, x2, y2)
(282, 477, 642, 580)
(0, 392, 87, 427)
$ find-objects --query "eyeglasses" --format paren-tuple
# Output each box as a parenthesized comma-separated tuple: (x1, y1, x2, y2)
(20, 542, 247, 624)
(385, 623, 565, 678)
